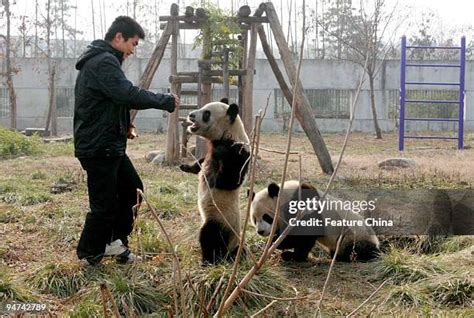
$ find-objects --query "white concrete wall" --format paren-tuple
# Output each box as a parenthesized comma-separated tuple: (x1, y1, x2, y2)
(1, 57, 472, 134)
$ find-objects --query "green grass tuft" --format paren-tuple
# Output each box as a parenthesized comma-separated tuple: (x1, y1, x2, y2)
(386, 284, 430, 307)
(378, 247, 446, 283)
(0, 266, 34, 302)
(105, 272, 169, 315)
(169, 262, 290, 316)
(429, 275, 474, 307)
(30, 263, 88, 298)
(436, 236, 474, 254)
(132, 220, 166, 254)
(20, 192, 52, 206)
(69, 296, 102, 318)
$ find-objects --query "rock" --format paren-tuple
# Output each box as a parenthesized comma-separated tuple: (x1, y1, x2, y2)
(378, 158, 416, 169)
(50, 181, 74, 194)
(145, 150, 162, 163)
(151, 153, 166, 166)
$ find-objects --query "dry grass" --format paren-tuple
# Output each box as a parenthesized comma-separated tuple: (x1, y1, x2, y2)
(0, 131, 473, 316)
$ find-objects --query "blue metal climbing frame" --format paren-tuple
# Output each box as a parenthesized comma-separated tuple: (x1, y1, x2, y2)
(399, 36, 466, 150)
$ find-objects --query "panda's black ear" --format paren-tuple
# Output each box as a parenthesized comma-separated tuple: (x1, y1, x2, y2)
(220, 97, 229, 105)
(247, 189, 256, 201)
(267, 183, 280, 198)
(227, 103, 239, 123)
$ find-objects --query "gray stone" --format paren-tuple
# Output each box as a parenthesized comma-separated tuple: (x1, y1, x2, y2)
(145, 150, 162, 163)
(151, 153, 166, 166)
(378, 158, 416, 169)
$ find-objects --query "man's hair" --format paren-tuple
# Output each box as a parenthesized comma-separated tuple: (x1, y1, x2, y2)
(104, 16, 145, 41)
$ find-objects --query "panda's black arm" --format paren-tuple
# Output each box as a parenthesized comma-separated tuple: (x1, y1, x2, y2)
(179, 158, 205, 174)
(213, 142, 250, 189)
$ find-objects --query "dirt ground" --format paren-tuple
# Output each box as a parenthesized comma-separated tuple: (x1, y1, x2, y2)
(0, 131, 473, 317)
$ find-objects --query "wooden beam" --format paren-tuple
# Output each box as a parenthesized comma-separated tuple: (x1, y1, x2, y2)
(165, 21, 180, 165)
(242, 23, 258, 134)
(130, 22, 173, 121)
(177, 70, 247, 76)
(160, 22, 250, 30)
(254, 3, 266, 17)
(263, 2, 334, 174)
(159, 15, 269, 24)
(257, 25, 293, 109)
(169, 75, 224, 84)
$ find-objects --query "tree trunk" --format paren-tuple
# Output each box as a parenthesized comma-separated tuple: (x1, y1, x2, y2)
(45, 63, 57, 136)
(368, 72, 382, 139)
(5, 0, 17, 129)
(44, 0, 57, 136)
(165, 21, 180, 165)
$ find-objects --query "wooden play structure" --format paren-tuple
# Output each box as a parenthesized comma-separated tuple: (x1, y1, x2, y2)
(130, 2, 334, 174)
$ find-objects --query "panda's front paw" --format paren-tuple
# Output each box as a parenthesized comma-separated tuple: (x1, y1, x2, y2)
(179, 164, 191, 172)
(179, 164, 199, 174)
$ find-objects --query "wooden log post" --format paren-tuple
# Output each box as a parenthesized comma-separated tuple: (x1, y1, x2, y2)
(238, 5, 251, 18)
(185, 6, 194, 17)
(242, 23, 258, 134)
(130, 22, 173, 122)
(263, 2, 334, 174)
(165, 20, 181, 165)
(170, 3, 179, 16)
(257, 25, 293, 116)
(253, 3, 265, 17)
(194, 27, 212, 160)
(238, 31, 248, 119)
(223, 47, 230, 99)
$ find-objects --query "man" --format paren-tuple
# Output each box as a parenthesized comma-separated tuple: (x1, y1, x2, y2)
(74, 16, 179, 265)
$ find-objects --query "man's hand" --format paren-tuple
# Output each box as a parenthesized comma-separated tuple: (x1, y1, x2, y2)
(171, 93, 180, 111)
(128, 124, 138, 139)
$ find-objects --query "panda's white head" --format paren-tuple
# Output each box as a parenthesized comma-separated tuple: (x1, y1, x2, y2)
(250, 180, 302, 237)
(187, 99, 249, 143)
(250, 183, 280, 236)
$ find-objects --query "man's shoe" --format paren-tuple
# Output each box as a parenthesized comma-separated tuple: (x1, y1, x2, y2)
(116, 249, 142, 264)
(104, 239, 128, 256)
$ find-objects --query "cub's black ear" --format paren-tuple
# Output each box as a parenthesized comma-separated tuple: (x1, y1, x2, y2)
(227, 103, 239, 123)
(220, 97, 229, 105)
(267, 183, 280, 199)
(247, 189, 256, 201)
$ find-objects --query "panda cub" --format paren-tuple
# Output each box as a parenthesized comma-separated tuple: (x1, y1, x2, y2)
(250, 180, 380, 262)
(180, 99, 250, 264)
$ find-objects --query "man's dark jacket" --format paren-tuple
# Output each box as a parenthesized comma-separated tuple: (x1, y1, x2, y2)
(74, 39, 174, 158)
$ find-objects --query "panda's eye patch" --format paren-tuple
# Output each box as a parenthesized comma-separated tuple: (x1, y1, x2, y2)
(202, 110, 211, 122)
(262, 214, 274, 224)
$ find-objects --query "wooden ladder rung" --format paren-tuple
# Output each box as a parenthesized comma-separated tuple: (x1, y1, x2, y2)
(180, 90, 199, 95)
(179, 104, 199, 110)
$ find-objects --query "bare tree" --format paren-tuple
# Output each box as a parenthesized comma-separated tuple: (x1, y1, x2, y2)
(346, 0, 401, 139)
(318, 0, 401, 139)
(44, 0, 57, 136)
(18, 15, 32, 58)
(1, 0, 18, 129)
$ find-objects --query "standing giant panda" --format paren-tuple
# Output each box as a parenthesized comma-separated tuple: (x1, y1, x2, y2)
(180, 99, 250, 264)
(250, 180, 380, 262)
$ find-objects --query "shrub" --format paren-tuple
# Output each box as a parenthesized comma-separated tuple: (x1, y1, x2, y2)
(0, 128, 41, 159)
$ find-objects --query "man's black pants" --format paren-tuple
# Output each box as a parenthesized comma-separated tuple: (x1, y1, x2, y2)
(77, 155, 143, 263)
